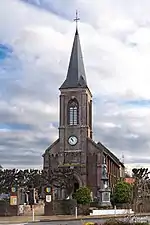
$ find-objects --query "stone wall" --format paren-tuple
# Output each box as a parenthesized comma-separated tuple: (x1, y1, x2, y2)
(23, 203, 44, 216)
(0, 200, 9, 216)
(0, 200, 18, 216)
(44, 199, 77, 216)
(77, 204, 90, 215)
(54, 199, 77, 215)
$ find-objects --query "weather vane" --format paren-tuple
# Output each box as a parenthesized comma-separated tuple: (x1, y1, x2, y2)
(74, 10, 80, 29)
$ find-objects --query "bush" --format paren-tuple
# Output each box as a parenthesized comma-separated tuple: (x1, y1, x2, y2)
(112, 181, 132, 204)
(73, 186, 91, 205)
(83, 221, 149, 225)
(104, 219, 148, 225)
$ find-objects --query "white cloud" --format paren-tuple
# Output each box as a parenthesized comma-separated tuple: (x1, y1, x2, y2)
(0, 0, 150, 169)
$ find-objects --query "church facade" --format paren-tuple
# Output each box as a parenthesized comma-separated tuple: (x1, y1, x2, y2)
(43, 27, 125, 198)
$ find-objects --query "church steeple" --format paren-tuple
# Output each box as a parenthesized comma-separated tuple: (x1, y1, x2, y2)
(59, 12, 92, 138)
(60, 27, 87, 89)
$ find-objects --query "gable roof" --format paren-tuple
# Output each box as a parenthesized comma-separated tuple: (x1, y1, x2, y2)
(42, 138, 59, 157)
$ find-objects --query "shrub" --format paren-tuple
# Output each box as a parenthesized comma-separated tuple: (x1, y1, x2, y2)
(83, 221, 149, 225)
(73, 186, 91, 205)
(104, 219, 148, 225)
(112, 181, 132, 204)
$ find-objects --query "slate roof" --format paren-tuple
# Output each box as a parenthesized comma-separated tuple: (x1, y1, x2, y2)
(97, 141, 125, 168)
(88, 138, 124, 167)
(60, 28, 88, 89)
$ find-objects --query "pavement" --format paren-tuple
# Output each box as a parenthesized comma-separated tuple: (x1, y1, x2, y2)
(0, 213, 150, 224)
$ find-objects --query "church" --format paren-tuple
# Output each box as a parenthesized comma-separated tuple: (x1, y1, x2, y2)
(43, 24, 125, 199)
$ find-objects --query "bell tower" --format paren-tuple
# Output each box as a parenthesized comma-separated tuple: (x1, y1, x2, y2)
(59, 20, 93, 165)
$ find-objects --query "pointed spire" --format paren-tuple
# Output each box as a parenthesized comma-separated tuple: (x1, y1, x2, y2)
(60, 12, 87, 89)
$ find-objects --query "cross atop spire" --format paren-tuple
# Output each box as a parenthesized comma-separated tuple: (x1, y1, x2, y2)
(74, 10, 80, 30)
(60, 11, 88, 90)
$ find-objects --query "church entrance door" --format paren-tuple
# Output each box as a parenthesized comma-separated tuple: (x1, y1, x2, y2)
(73, 181, 79, 193)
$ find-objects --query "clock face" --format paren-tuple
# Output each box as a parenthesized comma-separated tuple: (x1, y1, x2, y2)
(68, 136, 78, 146)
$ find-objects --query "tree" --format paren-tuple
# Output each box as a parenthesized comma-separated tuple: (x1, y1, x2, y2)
(112, 181, 132, 204)
(73, 186, 91, 205)
(0, 168, 75, 198)
(0, 169, 18, 193)
(132, 168, 150, 212)
(41, 168, 74, 195)
(132, 168, 150, 180)
(0, 169, 43, 194)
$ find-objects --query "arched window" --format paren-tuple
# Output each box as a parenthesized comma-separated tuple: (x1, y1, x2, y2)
(68, 99, 79, 125)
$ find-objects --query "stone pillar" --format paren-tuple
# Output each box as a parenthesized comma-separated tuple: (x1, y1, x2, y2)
(9, 186, 18, 216)
(17, 188, 25, 215)
(44, 186, 54, 216)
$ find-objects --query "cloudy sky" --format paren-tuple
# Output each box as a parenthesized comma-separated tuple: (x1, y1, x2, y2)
(1, 0, 150, 170)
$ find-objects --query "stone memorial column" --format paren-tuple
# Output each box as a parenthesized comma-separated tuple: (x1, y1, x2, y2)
(98, 156, 111, 207)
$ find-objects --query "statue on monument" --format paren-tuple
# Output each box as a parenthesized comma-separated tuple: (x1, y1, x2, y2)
(102, 165, 107, 177)
(102, 156, 108, 178)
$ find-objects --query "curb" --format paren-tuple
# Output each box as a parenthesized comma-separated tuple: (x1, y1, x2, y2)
(39, 217, 121, 222)
(0, 214, 150, 224)
(38, 214, 150, 223)
(38, 215, 141, 222)
(0, 221, 40, 224)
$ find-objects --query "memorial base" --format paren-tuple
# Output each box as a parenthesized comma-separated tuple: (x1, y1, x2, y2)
(98, 188, 111, 207)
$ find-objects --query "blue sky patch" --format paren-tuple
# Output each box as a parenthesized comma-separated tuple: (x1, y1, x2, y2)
(0, 44, 13, 60)
(20, 0, 71, 20)
(123, 99, 150, 107)
(0, 123, 33, 131)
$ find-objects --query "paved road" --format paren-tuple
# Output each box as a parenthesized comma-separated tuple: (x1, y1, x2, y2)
(27, 219, 106, 225)
(0, 218, 107, 225)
